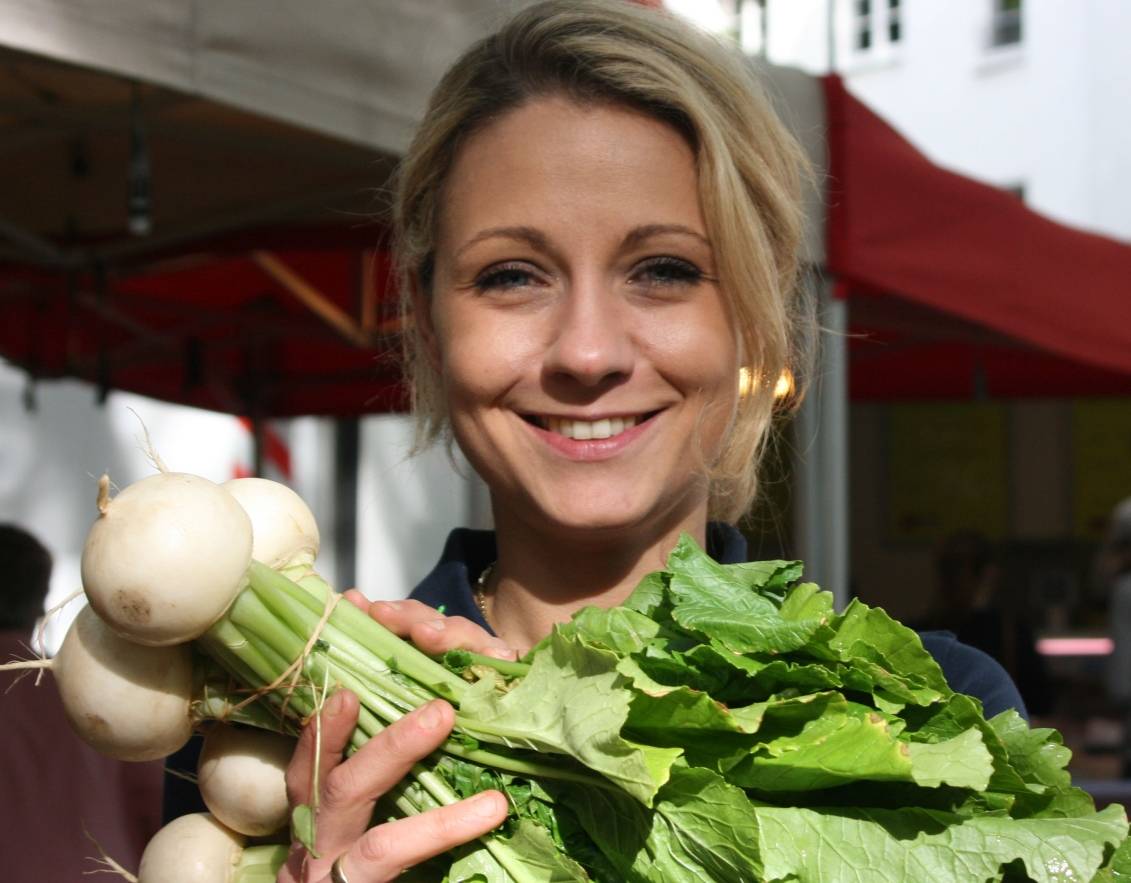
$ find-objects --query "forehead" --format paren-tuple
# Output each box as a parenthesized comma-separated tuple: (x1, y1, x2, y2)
(436, 96, 705, 252)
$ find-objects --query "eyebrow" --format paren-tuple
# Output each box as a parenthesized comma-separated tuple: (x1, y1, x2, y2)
(454, 226, 548, 260)
(454, 223, 711, 260)
(620, 224, 711, 250)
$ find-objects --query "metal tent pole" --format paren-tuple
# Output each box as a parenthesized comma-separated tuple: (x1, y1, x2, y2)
(794, 274, 850, 609)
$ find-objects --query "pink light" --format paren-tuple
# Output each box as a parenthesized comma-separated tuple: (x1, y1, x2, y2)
(1036, 637, 1114, 657)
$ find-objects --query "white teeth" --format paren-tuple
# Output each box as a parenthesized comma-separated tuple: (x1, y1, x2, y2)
(545, 415, 641, 440)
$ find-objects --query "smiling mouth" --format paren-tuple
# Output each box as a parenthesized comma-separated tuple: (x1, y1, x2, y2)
(522, 411, 660, 440)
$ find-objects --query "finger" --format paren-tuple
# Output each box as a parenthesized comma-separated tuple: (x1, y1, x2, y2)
(309, 700, 456, 868)
(409, 616, 517, 661)
(368, 599, 446, 635)
(369, 600, 516, 660)
(343, 588, 368, 610)
(337, 790, 508, 882)
(285, 689, 359, 807)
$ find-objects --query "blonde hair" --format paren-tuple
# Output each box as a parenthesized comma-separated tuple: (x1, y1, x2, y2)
(393, 0, 809, 523)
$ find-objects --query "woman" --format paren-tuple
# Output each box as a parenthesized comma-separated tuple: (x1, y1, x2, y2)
(280, 3, 1023, 880)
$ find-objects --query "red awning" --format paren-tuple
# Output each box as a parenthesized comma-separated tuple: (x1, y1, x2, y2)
(1, 232, 406, 418)
(823, 75, 1131, 398)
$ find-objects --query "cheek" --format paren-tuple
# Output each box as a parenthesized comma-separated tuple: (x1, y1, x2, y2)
(646, 307, 739, 394)
(433, 304, 542, 409)
(648, 307, 741, 451)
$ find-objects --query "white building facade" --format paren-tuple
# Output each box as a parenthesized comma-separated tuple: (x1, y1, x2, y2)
(744, 0, 1131, 242)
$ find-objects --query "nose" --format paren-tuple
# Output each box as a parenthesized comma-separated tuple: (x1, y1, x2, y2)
(543, 277, 634, 389)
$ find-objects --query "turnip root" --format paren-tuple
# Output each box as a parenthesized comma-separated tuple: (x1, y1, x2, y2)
(82, 472, 253, 645)
(137, 813, 288, 882)
(54, 605, 194, 760)
(137, 813, 244, 883)
(198, 723, 294, 836)
(223, 477, 320, 571)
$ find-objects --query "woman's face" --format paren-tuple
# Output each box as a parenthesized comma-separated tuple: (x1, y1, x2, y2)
(427, 96, 739, 539)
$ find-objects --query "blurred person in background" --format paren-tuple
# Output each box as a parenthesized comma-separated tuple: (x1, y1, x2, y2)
(1100, 498, 1131, 774)
(0, 523, 163, 880)
(917, 530, 1050, 715)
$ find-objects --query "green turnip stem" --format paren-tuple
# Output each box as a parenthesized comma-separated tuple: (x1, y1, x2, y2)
(233, 844, 290, 883)
(204, 567, 614, 790)
(194, 560, 618, 874)
(244, 577, 430, 713)
(249, 562, 468, 703)
(202, 618, 282, 690)
(457, 651, 532, 679)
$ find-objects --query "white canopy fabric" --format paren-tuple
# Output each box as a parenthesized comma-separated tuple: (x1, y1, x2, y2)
(0, 0, 512, 156)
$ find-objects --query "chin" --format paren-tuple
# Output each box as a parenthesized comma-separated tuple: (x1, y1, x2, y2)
(525, 489, 687, 540)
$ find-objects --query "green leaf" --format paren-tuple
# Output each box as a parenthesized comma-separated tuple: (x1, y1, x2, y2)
(290, 804, 317, 857)
(623, 570, 670, 618)
(458, 630, 682, 805)
(822, 600, 949, 696)
(779, 582, 833, 622)
(901, 694, 1032, 798)
(721, 705, 921, 792)
(561, 606, 661, 655)
(906, 727, 994, 790)
(1092, 835, 1131, 882)
(623, 678, 769, 746)
(664, 539, 822, 655)
(990, 709, 1073, 792)
(445, 823, 593, 883)
(755, 803, 1128, 883)
(554, 766, 764, 882)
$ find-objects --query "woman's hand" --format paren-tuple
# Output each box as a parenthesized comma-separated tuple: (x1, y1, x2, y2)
(277, 689, 507, 883)
(345, 592, 519, 662)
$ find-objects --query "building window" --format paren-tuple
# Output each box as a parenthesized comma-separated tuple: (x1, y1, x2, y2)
(888, 0, 902, 43)
(848, 0, 901, 59)
(854, 0, 873, 50)
(991, 0, 1022, 47)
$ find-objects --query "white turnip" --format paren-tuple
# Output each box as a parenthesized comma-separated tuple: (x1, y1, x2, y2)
(222, 477, 320, 571)
(137, 813, 244, 883)
(82, 472, 253, 645)
(53, 604, 194, 761)
(198, 723, 294, 836)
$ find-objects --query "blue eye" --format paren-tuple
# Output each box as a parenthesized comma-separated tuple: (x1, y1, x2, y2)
(474, 263, 538, 292)
(632, 257, 704, 287)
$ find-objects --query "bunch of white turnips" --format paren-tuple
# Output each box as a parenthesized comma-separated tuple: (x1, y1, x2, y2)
(55, 472, 320, 881)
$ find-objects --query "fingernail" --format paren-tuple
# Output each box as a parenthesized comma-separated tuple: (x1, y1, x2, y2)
(326, 692, 344, 716)
(422, 620, 446, 632)
(470, 792, 504, 820)
(418, 701, 445, 729)
(485, 646, 516, 661)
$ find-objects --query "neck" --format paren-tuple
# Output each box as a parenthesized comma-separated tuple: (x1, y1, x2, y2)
(484, 502, 710, 653)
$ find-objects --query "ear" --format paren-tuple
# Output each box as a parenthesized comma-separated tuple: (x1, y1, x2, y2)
(410, 272, 443, 372)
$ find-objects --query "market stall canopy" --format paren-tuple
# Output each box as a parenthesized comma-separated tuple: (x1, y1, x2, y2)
(821, 75, 1131, 399)
(0, 0, 519, 416)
